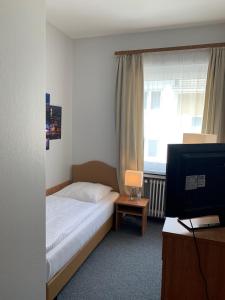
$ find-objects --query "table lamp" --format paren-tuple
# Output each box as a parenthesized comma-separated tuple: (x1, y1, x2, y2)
(125, 170, 143, 200)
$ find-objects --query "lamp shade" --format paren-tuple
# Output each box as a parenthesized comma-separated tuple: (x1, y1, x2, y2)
(125, 170, 143, 188)
(183, 133, 217, 144)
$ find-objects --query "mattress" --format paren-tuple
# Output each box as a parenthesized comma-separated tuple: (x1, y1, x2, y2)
(46, 191, 119, 281)
(46, 196, 97, 253)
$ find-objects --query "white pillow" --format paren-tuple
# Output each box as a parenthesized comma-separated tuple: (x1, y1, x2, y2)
(55, 182, 112, 203)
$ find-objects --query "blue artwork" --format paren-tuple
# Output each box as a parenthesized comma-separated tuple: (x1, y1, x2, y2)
(46, 93, 50, 105)
(48, 105, 62, 140)
(46, 93, 50, 150)
(46, 93, 62, 150)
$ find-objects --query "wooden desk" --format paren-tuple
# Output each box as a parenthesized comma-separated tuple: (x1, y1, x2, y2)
(161, 217, 225, 300)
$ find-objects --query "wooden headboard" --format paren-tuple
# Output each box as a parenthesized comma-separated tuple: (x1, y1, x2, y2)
(72, 161, 119, 192)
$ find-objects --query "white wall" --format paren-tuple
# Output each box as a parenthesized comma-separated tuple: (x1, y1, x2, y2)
(46, 23, 73, 188)
(72, 23, 225, 167)
(0, 1, 45, 299)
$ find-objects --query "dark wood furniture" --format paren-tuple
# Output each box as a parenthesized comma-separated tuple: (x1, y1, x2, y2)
(115, 195, 149, 235)
(46, 161, 119, 300)
(161, 217, 225, 300)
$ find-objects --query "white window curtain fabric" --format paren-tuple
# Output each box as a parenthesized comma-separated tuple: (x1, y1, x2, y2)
(202, 47, 225, 142)
(115, 54, 144, 193)
(143, 49, 209, 173)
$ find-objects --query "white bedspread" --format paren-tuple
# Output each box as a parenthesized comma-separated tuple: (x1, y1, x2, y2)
(46, 191, 119, 281)
(46, 196, 95, 252)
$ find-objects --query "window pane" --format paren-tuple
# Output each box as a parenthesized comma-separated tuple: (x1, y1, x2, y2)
(143, 49, 209, 174)
(144, 91, 148, 110)
(151, 91, 161, 109)
(192, 116, 202, 128)
(148, 139, 158, 156)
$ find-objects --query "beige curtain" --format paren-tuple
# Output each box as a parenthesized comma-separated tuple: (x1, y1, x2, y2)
(115, 54, 144, 193)
(202, 47, 225, 142)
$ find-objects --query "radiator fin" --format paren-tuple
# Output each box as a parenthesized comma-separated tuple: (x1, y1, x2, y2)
(144, 175, 166, 218)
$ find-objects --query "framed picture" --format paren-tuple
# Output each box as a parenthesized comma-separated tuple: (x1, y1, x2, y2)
(46, 93, 50, 150)
(48, 105, 62, 140)
(46, 93, 50, 105)
(46, 138, 50, 150)
(45, 93, 62, 149)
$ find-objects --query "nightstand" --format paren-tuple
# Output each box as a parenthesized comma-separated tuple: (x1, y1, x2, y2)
(115, 195, 149, 235)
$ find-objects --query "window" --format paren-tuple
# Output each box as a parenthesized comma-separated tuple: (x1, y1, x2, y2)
(144, 50, 209, 174)
(191, 116, 202, 128)
(148, 139, 158, 157)
(151, 91, 161, 109)
(144, 91, 149, 110)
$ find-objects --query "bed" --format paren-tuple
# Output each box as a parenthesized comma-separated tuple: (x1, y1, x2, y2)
(46, 161, 119, 300)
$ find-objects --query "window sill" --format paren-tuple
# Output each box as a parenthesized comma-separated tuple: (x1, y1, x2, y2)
(144, 172, 166, 178)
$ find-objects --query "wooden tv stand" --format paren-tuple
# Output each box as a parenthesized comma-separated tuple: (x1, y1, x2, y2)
(161, 217, 225, 300)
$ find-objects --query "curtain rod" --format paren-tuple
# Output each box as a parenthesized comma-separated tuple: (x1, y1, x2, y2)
(114, 42, 225, 56)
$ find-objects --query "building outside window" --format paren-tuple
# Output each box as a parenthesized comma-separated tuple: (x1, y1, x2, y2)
(191, 116, 202, 128)
(147, 139, 158, 157)
(151, 91, 161, 109)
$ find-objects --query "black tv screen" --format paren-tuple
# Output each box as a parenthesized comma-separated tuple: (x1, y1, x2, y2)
(165, 143, 225, 223)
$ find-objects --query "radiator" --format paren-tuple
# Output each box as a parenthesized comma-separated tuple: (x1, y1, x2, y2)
(144, 174, 166, 218)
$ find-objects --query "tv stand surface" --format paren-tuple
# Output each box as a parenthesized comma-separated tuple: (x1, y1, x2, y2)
(161, 217, 225, 300)
(178, 215, 221, 230)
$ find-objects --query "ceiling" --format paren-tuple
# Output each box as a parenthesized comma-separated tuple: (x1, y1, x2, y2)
(47, 0, 225, 39)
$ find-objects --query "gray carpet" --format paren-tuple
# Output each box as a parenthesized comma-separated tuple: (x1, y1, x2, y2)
(58, 217, 163, 300)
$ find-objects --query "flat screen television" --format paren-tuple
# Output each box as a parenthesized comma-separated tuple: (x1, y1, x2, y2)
(165, 143, 225, 230)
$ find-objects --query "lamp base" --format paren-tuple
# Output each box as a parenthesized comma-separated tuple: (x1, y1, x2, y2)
(129, 187, 142, 200)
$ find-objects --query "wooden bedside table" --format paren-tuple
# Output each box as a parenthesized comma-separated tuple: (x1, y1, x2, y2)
(115, 195, 149, 235)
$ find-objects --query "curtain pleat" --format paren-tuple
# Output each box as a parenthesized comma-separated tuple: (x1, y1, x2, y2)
(202, 48, 225, 142)
(115, 54, 144, 193)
